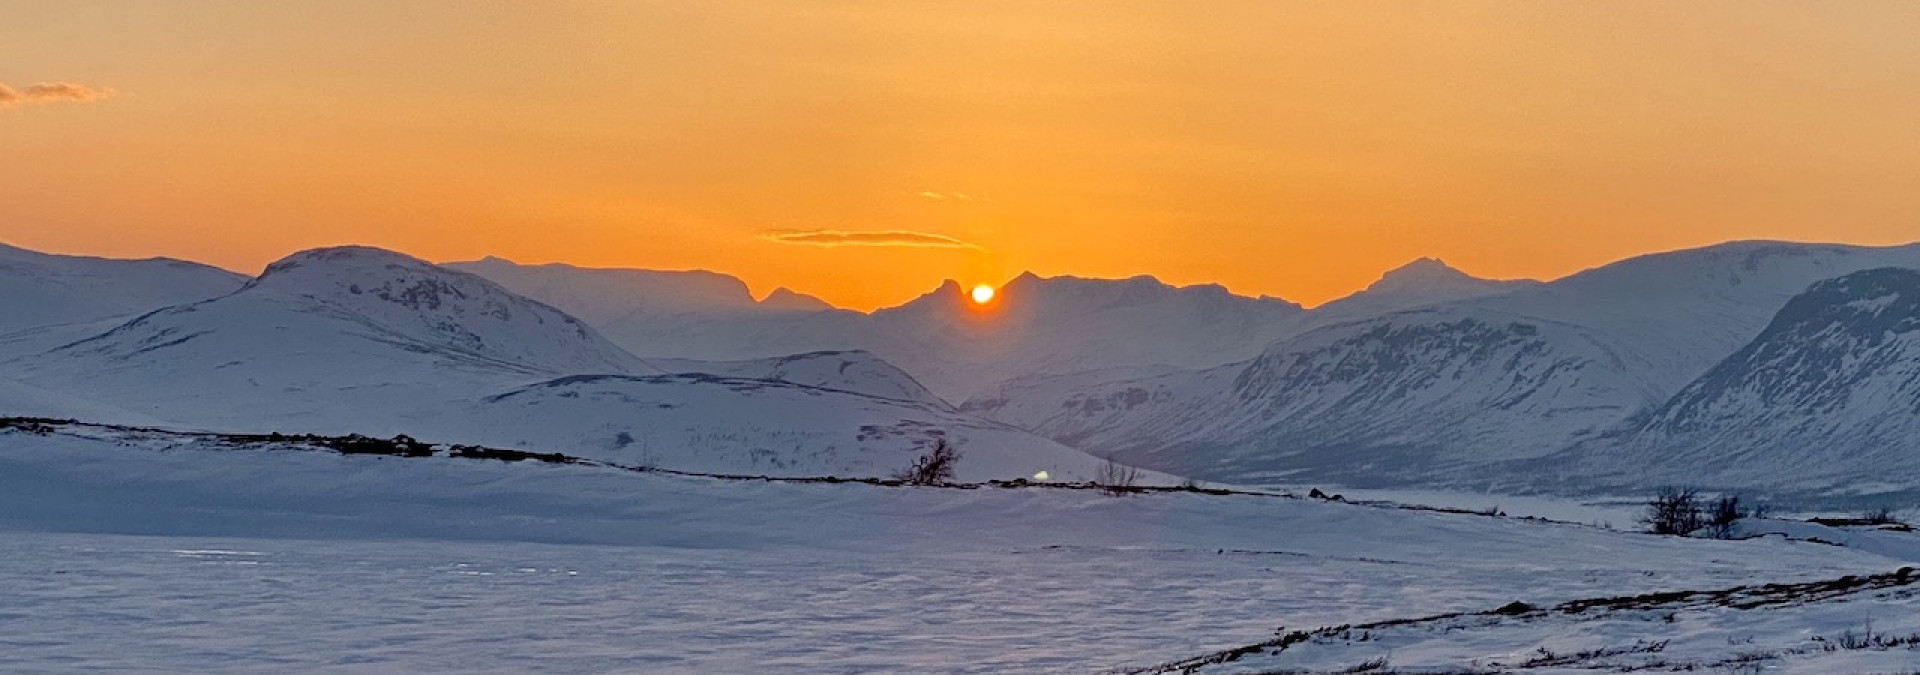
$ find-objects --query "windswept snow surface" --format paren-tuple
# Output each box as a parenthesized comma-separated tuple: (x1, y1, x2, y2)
(3, 425, 1917, 673)
(1311, 256, 1539, 318)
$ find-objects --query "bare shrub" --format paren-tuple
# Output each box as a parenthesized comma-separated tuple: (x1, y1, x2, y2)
(1095, 458, 1140, 496)
(894, 439, 959, 485)
(1641, 488, 1705, 536)
(1703, 494, 1745, 539)
(1861, 506, 1899, 525)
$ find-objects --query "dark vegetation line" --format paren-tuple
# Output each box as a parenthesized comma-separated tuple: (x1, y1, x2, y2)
(0, 416, 1595, 527)
(0, 416, 1264, 496)
(1125, 567, 1920, 675)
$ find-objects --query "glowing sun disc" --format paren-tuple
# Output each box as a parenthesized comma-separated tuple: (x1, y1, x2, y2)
(970, 284, 995, 304)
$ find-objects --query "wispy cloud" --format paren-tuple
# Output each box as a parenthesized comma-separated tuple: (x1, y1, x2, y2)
(764, 229, 980, 249)
(0, 82, 117, 109)
(901, 190, 992, 203)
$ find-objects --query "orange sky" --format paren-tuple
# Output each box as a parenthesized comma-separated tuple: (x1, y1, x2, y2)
(3, 2, 1918, 310)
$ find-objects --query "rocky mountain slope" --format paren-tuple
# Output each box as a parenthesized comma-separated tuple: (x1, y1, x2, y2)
(1544, 267, 1920, 496)
(967, 241, 1920, 492)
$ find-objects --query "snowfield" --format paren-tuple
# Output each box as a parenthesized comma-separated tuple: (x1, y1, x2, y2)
(5, 423, 1920, 673)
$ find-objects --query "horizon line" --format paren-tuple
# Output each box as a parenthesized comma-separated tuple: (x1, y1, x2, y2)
(5, 236, 1918, 313)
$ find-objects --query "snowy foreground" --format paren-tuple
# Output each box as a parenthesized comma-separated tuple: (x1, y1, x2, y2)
(5, 423, 1920, 673)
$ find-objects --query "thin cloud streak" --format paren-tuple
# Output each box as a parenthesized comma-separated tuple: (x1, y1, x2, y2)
(899, 190, 992, 203)
(0, 82, 117, 108)
(764, 229, 980, 249)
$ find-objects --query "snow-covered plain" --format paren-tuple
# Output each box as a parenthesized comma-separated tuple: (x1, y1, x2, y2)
(5, 424, 1919, 673)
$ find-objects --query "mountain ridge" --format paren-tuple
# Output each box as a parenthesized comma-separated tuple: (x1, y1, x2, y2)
(963, 240, 1920, 493)
(1537, 266, 1920, 496)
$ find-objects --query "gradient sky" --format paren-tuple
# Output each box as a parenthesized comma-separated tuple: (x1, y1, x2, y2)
(4, 2, 1918, 310)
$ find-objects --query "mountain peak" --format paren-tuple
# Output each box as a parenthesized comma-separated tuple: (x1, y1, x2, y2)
(259, 245, 434, 278)
(1373, 257, 1475, 287)
(61, 244, 650, 381)
(760, 287, 833, 312)
(1313, 257, 1533, 315)
(252, 246, 492, 306)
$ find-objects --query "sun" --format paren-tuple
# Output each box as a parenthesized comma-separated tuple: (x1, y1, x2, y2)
(970, 284, 996, 305)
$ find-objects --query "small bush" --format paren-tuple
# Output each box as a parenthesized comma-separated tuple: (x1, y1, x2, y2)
(1641, 488, 1704, 536)
(895, 439, 959, 485)
(1095, 458, 1140, 496)
(1862, 506, 1899, 525)
(1703, 494, 1745, 539)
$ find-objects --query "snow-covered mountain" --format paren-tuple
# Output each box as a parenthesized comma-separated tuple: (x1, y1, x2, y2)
(853, 273, 1309, 397)
(0, 245, 1123, 481)
(446, 256, 881, 376)
(969, 241, 1920, 489)
(5, 246, 651, 428)
(245, 247, 650, 375)
(966, 308, 1664, 485)
(456, 259, 1310, 398)
(1313, 257, 1537, 318)
(444, 256, 775, 323)
(759, 286, 834, 311)
(1549, 267, 1920, 495)
(0, 242, 246, 336)
(13, 238, 1920, 494)
(1460, 241, 1920, 394)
